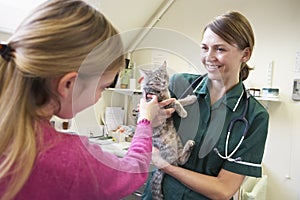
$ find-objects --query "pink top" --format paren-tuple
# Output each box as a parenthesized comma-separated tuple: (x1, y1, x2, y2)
(4, 121, 152, 200)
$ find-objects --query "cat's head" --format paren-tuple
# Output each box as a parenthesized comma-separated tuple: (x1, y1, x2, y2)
(139, 61, 169, 91)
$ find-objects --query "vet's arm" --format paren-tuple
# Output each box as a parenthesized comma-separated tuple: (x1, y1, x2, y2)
(163, 164, 244, 200)
(152, 148, 244, 200)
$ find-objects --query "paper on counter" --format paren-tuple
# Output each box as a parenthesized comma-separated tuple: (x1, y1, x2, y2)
(104, 107, 124, 131)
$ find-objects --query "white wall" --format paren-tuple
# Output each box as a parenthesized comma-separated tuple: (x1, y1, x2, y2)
(130, 0, 300, 199)
(0, 32, 10, 41)
(0, 0, 51, 33)
(1, 0, 299, 199)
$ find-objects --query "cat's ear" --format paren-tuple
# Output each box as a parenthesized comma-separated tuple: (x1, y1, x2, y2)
(139, 68, 152, 76)
(138, 68, 148, 84)
(159, 61, 167, 70)
(139, 68, 146, 77)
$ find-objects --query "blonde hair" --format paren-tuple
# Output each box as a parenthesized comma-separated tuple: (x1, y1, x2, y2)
(0, 0, 124, 199)
(204, 11, 255, 81)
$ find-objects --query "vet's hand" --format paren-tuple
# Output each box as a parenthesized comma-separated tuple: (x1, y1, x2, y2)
(151, 98, 175, 127)
(138, 95, 160, 123)
(152, 147, 170, 170)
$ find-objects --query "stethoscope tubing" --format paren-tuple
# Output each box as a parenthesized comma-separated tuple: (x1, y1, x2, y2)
(181, 74, 261, 167)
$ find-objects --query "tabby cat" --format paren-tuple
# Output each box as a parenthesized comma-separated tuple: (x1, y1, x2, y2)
(139, 61, 197, 200)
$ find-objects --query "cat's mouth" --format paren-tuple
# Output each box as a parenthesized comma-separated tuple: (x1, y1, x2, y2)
(143, 87, 162, 102)
(145, 92, 159, 102)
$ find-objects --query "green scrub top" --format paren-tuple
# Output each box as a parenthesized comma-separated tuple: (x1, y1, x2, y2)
(160, 73, 269, 200)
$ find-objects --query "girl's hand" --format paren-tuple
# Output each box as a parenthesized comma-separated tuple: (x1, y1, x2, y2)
(138, 95, 160, 123)
(151, 98, 175, 127)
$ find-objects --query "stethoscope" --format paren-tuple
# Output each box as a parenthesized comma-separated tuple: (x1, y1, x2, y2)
(180, 74, 261, 168)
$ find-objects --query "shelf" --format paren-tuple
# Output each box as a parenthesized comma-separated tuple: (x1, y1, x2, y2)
(106, 88, 142, 95)
(105, 88, 142, 125)
(255, 96, 281, 110)
(255, 96, 280, 102)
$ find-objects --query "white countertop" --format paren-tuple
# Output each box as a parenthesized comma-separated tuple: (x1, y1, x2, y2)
(89, 137, 131, 157)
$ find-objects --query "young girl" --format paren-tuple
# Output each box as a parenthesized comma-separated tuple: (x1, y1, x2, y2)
(0, 0, 170, 199)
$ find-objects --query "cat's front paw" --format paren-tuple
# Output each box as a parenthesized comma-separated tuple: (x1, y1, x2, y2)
(179, 110, 187, 118)
(186, 95, 198, 104)
(183, 140, 195, 153)
(173, 101, 188, 118)
(178, 140, 195, 165)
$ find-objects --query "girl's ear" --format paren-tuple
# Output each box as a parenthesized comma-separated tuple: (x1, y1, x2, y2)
(57, 72, 78, 98)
